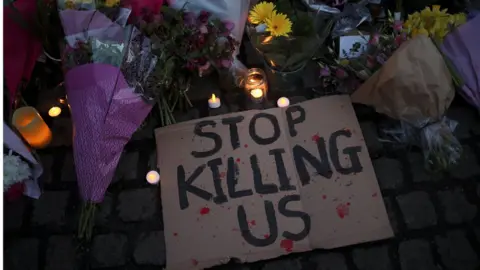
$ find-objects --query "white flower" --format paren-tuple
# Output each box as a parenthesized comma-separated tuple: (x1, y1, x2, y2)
(4, 151, 31, 191)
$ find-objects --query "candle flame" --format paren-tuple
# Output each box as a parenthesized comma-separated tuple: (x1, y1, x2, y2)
(211, 94, 216, 102)
(250, 89, 263, 98)
(48, 106, 62, 117)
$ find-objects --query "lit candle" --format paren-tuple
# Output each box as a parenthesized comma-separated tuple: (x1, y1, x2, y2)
(244, 68, 268, 95)
(13, 106, 52, 149)
(250, 88, 264, 103)
(277, 97, 290, 108)
(146, 170, 160, 184)
(208, 94, 221, 109)
(48, 106, 62, 117)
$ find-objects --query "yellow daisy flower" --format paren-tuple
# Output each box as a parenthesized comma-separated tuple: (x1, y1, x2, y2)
(265, 11, 292, 37)
(105, 0, 120, 7)
(249, 2, 275, 25)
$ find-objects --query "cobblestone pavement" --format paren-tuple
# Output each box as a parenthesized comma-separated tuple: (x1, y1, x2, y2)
(4, 46, 480, 269)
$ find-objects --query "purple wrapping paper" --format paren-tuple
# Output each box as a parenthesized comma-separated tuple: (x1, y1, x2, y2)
(4, 122, 43, 199)
(442, 16, 480, 112)
(65, 63, 152, 202)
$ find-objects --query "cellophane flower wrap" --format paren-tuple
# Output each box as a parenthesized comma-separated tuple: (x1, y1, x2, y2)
(57, 0, 157, 239)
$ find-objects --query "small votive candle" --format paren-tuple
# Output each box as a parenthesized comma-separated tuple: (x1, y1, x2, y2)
(208, 94, 221, 109)
(250, 88, 264, 103)
(146, 170, 160, 184)
(245, 68, 268, 95)
(13, 106, 52, 149)
(48, 106, 62, 117)
(277, 97, 290, 108)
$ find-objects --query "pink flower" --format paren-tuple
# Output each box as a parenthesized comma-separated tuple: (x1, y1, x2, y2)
(197, 10, 211, 24)
(199, 25, 208, 34)
(221, 59, 233, 68)
(366, 55, 375, 68)
(335, 68, 347, 79)
(6, 182, 24, 202)
(128, 0, 164, 20)
(394, 33, 407, 47)
(224, 20, 235, 31)
(369, 34, 380, 45)
(319, 67, 331, 77)
(393, 21, 403, 32)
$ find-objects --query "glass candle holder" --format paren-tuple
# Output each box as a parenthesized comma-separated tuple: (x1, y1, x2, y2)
(13, 106, 52, 149)
(244, 68, 268, 96)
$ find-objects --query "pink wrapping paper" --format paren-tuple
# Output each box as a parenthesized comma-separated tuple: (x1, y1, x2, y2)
(65, 63, 152, 202)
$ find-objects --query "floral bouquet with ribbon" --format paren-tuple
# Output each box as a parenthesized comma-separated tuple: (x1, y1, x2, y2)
(57, 0, 157, 240)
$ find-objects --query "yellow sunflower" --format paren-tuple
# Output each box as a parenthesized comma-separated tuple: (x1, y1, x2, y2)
(105, 0, 119, 7)
(265, 12, 292, 37)
(249, 2, 275, 25)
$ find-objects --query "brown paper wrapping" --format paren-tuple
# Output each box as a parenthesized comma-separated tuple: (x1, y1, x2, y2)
(351, 35, 455, 125)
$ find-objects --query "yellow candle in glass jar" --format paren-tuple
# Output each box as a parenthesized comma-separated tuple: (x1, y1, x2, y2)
(13, 106, 52, 149)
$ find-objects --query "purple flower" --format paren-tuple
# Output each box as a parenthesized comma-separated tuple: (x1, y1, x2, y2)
(198, 10, 211, 24)
(183, 12, 195, 26)
(224, 20, 235, 31)
(319, 67, 331, 77)
(221, 59, 232, 68)
(376, 53, 387, 65)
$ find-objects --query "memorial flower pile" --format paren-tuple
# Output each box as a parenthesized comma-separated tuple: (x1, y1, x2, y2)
(4, 151, 31, 201)
(131, 3, 239, 126)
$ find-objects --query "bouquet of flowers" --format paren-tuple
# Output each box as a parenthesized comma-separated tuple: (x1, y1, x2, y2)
(4, 123, 43, 202)
(247, 0, 333, 90)
(57, 0, 157, 240)
(442, 14, 480, 114)
(130, 2, 239, 126)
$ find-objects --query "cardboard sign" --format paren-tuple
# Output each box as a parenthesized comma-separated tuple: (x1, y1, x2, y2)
(155, 96, 393, 270)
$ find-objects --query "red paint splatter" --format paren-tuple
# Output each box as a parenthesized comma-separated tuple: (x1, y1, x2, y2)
(227, 207, 231, 210)
(232, 228, 239, 232)
(173, 232, 178, 236)
(372, 192, 378, 197)
(236, 158, 241, 163)
(264, 234, 270, 239)
(249, 220, 256, 226)
(336, 203, 350, 219)
(191, 259, 199, 266)
(220, 172, 226, 178)
(280, 239, 294, 252)
(347, 202, 351, 206)
(322, 195, 327, 200)
(244, 144, 248, 148)
(200, 207, 210, 215)
(311, 133, 320, 142)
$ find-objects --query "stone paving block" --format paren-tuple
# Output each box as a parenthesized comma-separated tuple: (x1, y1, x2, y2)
(4, 238, 39, 270)
(435, 230, 479, 270)
(396, 191, 437, 229)
(32, 191, 69, 226)
(398, 239, 436, 270)
(117, 188, 158, 222)
(114, 151, 139, 182)
(359, 122, 382, 156)
(373, 158, 403, 190)
(262, 259, 302, 270)
(352, 245, 393, 270)
(95, 193, 114, 225)
(91, 233, 128, 268)
(134, 231, 166, 266)
(438, 188, 477, 224)
(310, 253, 348, 270)
(408, 153, 435, 182)
(383, 197, 399, 233)
(447, 106, 480, 138)
(39, 154, 54, 184)
(61, 152, 77, 182)
(4, 198, 26, 231)
(45, 236, 76, 270)
(450, 146, 480, 179)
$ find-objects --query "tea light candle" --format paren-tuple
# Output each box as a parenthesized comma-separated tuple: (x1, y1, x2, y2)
(13, 106, 52, 149)
(146, 170, 160, 184)
(208, 94, 221, 109)
(277, 97, 290, 108)
(245, 68, 268, 95)
(48, 106, 62, 117)
(250, 88, 264, 103)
